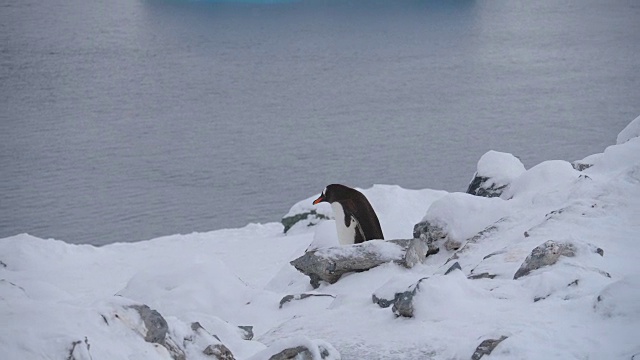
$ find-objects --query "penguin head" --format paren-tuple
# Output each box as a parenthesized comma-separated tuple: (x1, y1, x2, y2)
(312, 184, 352, 205)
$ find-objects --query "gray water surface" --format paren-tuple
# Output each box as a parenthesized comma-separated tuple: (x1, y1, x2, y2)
(1, 0, 639, 245)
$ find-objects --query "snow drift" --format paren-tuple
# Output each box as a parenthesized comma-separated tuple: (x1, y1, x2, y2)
(1, 115, 640, 359)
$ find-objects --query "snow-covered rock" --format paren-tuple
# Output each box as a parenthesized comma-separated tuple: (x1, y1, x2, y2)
(246, 337, 340, 360)
(466, 150, 526, 198)
(616, 113, 640, 144)
(414, 192, 510, 252)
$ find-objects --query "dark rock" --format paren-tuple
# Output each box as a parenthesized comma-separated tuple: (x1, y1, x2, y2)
(129, 305, 168, 344)
(467, 273, 496, 280)
(372, 292, 402, 308)
(269, 346, 312, 360)
(471, 336, 508, 360)
(596, 247, 604, 257)
(466, 175, 508, 198)
(191, 322, 221, 342)
(290, 239, 430, 288)
(390, 277, 429, 318)
(279, 293, 335, 309)
(413, 220, 447, 244)
(66, 337, 91, 360)
(282, 210, 330, 233)
(412, 219, 450, 254)
(572, 161, 593, 171)
(466, 151, 524, 198)
(238, 326, 254, 340)
(513, 240, 576, 280)
(163, 337, 186, 360)
(203, 344, 235, 360)
(482, 250, 505, 261)
(0, 260, 6, 268)
(533, 295, 548, 302)
(266, 342, 335, 360)
(392, 290, 415, 318)
(444, 262, 462, 275)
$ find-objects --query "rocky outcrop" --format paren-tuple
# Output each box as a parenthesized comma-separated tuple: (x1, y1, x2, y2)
(203, 344, 235, 359)
(290, 239, 432, 288)
(247, 337, 340, 360)
(414, 193, 510, 256)
(466, 151, 525, 198)
(471, 336, 508, 360)
(466, 176, 508, 198)
(513, 241, 578, 279)
(105, 302, 238, 360)
(238, 326, 254, 341)
(413, 220, 448, 251)
(282, 210, 330, 234)
(129, 305, 168, 344)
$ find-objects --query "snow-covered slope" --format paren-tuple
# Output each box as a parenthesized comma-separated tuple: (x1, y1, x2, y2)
(1, 116, 639, 360)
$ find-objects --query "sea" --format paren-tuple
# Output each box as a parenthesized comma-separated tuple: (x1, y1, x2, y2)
(1, 0, 639, 245)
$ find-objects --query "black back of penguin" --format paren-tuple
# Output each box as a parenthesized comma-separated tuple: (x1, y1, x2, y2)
(313, 184, 384, 243)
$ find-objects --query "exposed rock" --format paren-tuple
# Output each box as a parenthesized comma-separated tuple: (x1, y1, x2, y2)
(279, 293, 335, 309)
(0, 260, 6, 268)
(66, 337, 91, 360)
(204, 344, 236, 360)
(444, 262, 462, 275)
(513, 241, 577, 279)
(467, 273, 496, 280)
(386, 277, 428, 318)
(533, 295, 548, 302)
(163, 337, 186, 360)
(191, 322, 220, 342)
(269, 346, 313, 360)
(572, 161, 593, 171)
(471, 336, 508, 360)
(238, 325, 254, 340)
(372, 292, 401, 308)
(282, 210, 330, 234)
(466, 175, 508, 198)
(290, 238, 431, 288)
(392, 290, 416, 318)
(248, 338, 340, 360)
(412, 219, 448, 254)
(129, 304, 168, 344)
(413, 220, 447, 245)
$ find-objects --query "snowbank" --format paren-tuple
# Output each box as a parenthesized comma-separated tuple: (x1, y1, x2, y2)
(1, 115, 640, 359)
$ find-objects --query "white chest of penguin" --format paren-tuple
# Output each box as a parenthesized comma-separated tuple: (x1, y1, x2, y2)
(331, 202, 358, 245)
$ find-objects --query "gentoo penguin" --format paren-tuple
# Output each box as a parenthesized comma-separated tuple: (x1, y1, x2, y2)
(312, 184, 384, 245)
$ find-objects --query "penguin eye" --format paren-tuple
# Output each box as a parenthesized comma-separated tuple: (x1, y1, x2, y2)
(322, 187, 327, 197)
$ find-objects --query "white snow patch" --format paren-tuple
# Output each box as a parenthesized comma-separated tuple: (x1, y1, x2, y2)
(475, 150, 526, 185)
(616, 113, 640, 144)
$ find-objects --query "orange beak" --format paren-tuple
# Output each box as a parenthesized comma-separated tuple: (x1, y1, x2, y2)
(312, 195, 324, 205)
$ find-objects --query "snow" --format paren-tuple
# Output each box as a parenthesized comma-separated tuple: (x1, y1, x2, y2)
(475, 150, 526, 185)
(1, 117, 640, 359)
(616, 113, 640, 144)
